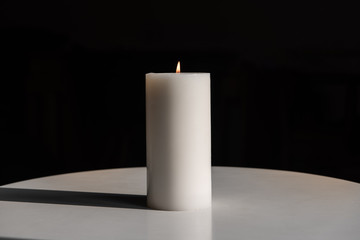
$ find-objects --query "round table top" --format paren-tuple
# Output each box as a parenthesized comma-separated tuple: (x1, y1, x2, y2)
(1, 167, 360, 240)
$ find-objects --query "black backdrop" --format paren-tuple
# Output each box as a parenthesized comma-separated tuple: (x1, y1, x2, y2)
(1, 0, 360, 185)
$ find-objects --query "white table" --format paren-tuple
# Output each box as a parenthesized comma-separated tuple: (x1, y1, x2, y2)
(1, 167, 360, 240)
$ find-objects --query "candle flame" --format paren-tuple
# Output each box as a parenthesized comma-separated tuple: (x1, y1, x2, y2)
(176, 61, 181, 73)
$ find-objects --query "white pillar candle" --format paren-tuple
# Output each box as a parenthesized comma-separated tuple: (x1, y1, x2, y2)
(146, 64, 211, 211)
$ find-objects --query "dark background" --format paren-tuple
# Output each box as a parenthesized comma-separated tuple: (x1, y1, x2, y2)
(1, 0, 360, 185)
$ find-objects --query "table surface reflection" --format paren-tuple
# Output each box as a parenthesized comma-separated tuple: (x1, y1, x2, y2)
(1, 167, 360, 240)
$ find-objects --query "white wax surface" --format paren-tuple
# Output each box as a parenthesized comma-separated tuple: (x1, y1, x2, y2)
(146, 73, 211, 211)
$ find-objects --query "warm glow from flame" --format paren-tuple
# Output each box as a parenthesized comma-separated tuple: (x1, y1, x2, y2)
(176, 61, 181, 73)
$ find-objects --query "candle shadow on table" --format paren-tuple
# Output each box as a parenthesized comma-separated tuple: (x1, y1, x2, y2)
(0, 237, 41, 240)
(0, 187, 148, 210)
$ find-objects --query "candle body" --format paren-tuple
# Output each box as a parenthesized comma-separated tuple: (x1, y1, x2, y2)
(146, 73, 211, 211)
